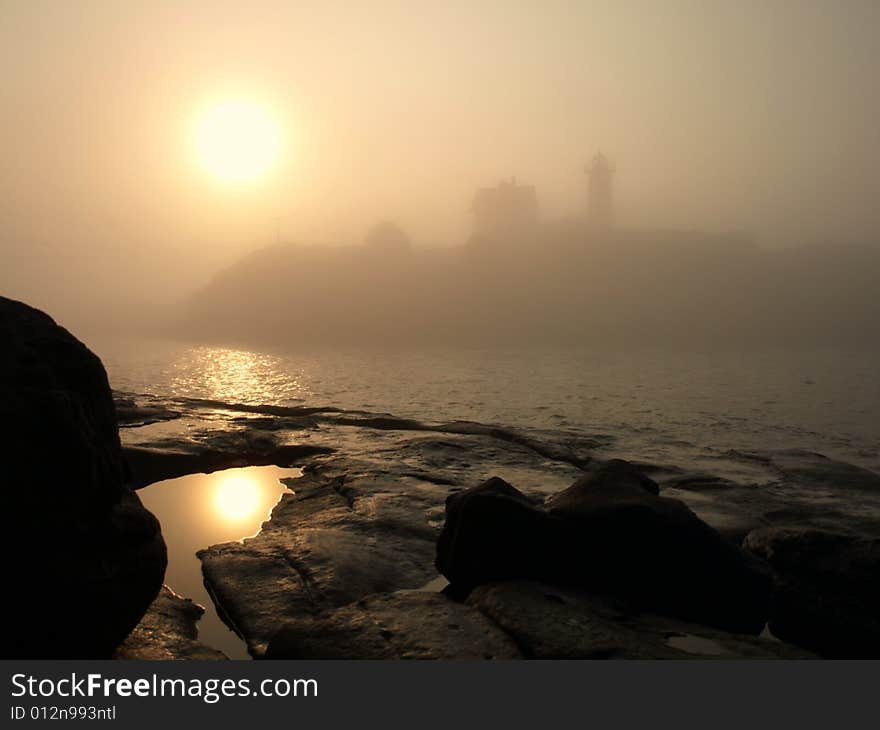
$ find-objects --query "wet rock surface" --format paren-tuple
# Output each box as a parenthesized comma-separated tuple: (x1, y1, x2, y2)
(659, 449, 880, 541)
(114, 394, 181, 428)
(198, 466, 443, 657)
(266, 591, 521, 659)
(438, 466, 771, 634)
(1, 297, 166, 658)
(118, 393, 880, 539)
(111, 389, 880, 659)
(114, 586, 227, 660)
(743, 527, 880, 658)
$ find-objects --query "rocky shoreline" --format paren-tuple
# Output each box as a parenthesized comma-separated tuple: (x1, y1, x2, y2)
(3, 295, 878, 660)
(119, 392, 879, 659)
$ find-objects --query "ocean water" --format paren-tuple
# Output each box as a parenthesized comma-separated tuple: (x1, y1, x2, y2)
(96, 337, 880, 479)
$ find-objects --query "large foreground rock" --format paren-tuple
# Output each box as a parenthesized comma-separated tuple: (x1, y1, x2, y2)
(743, 527, 880, 657)
(1, 297, 166, 658)
(265, 591, 521, 659)
(437, 462, 771, 634)
(467, 581, 812, 659)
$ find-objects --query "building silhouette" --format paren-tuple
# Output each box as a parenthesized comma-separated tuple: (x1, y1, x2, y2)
(471, 177, 538, 238)
(586, 152, 614, 229)
(469, 156, 617, 243)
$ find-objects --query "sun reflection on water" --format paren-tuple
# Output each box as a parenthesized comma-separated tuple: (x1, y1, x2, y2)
(169, 346, 310, 405)
(213, 474, 262, 522)
(136, 466, 301, 659)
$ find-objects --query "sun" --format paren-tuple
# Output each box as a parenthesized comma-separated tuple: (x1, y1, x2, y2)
(196, 100, 280, 183)
(213, 475, 261, 522)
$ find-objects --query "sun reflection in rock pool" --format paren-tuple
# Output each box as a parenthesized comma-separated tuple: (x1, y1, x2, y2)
(137, 465, 300, 658)
(213, 474, 263, 523)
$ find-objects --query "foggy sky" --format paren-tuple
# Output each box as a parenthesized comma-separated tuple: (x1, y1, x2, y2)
(2, 1, 879, 332)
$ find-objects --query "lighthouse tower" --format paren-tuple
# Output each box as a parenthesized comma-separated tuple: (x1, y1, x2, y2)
(586, 152, 614, 229)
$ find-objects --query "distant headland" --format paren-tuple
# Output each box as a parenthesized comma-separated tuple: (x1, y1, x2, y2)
(174, 155, 879, 349)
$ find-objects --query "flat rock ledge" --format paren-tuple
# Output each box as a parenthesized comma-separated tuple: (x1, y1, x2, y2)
(266, 591, 521, 659)
(467, 581, 812, 659)
(263, 583, 810, 660)
(198, 467, 443, 657)
(114, 586, 227, 661)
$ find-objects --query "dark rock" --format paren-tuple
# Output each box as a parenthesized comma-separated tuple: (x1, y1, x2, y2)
(265, 590, 521, 659)
(436, 476, 555, 600)
(467, 581, 812, 659)
(549, 459, 661, 508)
(114, 586, 227, 660)
(1, 296, 166, 658)
(436, 465, 771, 634)
(743, 527, 880, 657)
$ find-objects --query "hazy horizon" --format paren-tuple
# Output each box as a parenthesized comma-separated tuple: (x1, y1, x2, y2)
(2, 1, 879, 334)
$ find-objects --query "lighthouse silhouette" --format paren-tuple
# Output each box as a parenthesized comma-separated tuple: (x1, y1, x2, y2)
(586, 152, 614, 229)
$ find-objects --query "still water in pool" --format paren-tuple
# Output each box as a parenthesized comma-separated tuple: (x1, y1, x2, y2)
(137, 465, 301, 659)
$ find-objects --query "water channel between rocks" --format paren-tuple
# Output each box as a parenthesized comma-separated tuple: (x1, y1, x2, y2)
(138, 465, 302, 659)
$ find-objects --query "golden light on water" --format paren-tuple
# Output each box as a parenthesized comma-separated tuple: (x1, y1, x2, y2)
(136, 465, 299, 659)
(213, 474, 262, 522)
(168, 345, 309, 405)
(195, 100, 280, 183)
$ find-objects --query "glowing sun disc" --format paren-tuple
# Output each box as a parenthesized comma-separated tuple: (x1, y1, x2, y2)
(196, 100, 280, 182)
(213, 475, 261, 521)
